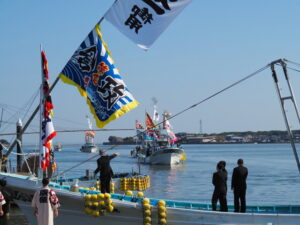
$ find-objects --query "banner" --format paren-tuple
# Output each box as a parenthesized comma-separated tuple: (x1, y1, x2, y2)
(105, 0, 191, 50)
(60, 24, 139, 128)
(164, 119, 178, 144)
(40, 51, 57, 171)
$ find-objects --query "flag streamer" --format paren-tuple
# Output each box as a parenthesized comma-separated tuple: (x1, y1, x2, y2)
(40, 51, 57, 171)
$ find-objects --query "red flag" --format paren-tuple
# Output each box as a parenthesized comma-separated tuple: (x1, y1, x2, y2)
(145, 112, 159, 139)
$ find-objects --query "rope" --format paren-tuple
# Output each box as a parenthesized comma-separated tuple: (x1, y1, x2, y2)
(166, 64, 270, 123)
(53, 144, 119, 179)
(54, 64, 270, 177)
(284, 59, 300, 68)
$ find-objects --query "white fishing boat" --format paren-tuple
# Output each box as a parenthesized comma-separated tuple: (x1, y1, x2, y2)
(54, 144, 62, 152)
(134, 110, 185, 165)
(136, 138, 185, 165)
(80, 143, 98, 153)
(80, 117, 99, 154)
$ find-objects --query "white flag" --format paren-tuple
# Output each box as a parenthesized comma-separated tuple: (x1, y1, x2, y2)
(105, 0, 191, 50)
(153, 105, 160, 122)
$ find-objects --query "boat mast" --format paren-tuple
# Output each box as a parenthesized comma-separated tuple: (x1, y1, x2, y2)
(271, 59, 300, 174)
(39, 45, 46, 179)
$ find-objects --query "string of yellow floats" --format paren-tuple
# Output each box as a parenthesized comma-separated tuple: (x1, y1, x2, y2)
(84, 193, 168, 225)
(120, 175, 150, 191)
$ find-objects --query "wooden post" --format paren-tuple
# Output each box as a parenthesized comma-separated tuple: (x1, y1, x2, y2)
(86, 169, 90, 180)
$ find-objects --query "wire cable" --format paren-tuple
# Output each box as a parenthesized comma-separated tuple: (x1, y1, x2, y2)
(55, 64, 271, 176)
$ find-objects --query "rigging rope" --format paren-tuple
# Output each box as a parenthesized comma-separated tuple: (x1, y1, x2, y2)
(165, 64, 270, 123)
(56, 63, 271, 176)
(284, 59, 300, 68)
(52, 144, 119, 179)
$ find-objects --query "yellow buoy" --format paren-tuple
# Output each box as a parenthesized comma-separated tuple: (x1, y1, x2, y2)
(144, 216, 151, 223)
(143, 198, 150, 204)
(107, 204, 114, 212)
(143, 204, 151, 210)
(137, 192, 144, 198)
(157, 200, 166, 207)
(84, 207, 90, 214)
(87, 201, 92, 207)
(97, 193, 104, 200)
(84, 194, 92, 201)
(92, 210, 100, 217)
(104, 193, 111, 198)
(158, 205, 166, 212)
(159, 212, 167, 218)
(144, 209, 151, 216)
(159, 218, 167, 225)
(105, 199, 113, 205)
(93, 202, 99, 208)
(99, 201, 105, 206)
(126, 190, 133, 196)
(91, 194, 97, 201)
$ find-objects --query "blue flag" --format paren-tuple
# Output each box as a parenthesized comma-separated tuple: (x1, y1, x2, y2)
(60, 24, 138, 128)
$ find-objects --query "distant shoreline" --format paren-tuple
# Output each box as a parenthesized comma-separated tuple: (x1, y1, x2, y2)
(17, 141, 300, 147)
(102, 141, 297, 145)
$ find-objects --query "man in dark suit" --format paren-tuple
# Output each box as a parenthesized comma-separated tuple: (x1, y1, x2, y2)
(231, 158, 248, 213)
(94, 150, 120, 193)
(212, 161, 228, 212)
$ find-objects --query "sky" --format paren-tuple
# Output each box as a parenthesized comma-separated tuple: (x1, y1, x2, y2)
(1, 0, 300, 145)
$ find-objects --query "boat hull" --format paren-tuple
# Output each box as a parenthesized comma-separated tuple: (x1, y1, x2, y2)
(80, 144, 98, 153)
(143, 148, 184, 165)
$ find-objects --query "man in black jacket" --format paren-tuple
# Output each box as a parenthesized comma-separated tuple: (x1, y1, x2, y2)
(231, 158, 248, 213)
(212, 161, 228, 212)
(94, 150, 120, 193)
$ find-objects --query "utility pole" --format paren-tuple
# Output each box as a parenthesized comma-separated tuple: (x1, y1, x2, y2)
(0, 108, 3, 129)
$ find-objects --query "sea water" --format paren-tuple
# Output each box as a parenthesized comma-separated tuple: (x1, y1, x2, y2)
(4, 143, 300, 225)
(22, 143, 300, 205)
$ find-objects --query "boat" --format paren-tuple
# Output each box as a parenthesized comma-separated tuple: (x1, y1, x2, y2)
(54, 143, 62, 152)
(80, 117, 99, 154)
(134, 110, 185, 165)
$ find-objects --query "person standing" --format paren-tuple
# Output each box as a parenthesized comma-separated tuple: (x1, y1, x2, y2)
(211, 161, 228, 212)
(231, 158, 248, 213)
(94, 150, 120, 193)
(32, 178, 60, 225)
(0, 191, 5, 216)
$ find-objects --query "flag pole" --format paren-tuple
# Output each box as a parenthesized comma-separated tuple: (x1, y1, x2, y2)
(5, 17, 105, 158)
(39, 44, 45, 179)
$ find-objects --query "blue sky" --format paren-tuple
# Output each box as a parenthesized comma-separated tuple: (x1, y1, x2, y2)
(1, 0, 300, 144)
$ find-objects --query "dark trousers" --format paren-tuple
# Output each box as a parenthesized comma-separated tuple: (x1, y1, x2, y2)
(100, 176, 111, 193)
(234, 189, 246, 213)
(212, 191, 228, 212)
